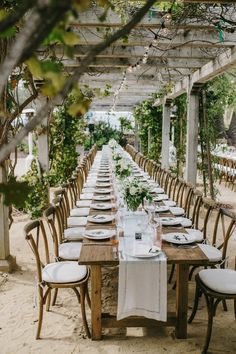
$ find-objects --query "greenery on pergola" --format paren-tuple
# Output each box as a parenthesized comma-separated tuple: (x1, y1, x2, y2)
(1, 0, 236, 206)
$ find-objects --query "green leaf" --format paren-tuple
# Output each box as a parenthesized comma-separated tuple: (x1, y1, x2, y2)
(26, 57, 43, 79)
(0, 26, 16, 38)
(0, 176, 32, 208)
(62, 32, 80, 45)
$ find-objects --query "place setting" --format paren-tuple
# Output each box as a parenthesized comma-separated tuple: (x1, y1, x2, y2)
(91, 202, 113, 210)
(87, 214, 115, 224)
(83, 229, 116, 240)
(94, 188, 112, 194)
(162, 232, 197, 248)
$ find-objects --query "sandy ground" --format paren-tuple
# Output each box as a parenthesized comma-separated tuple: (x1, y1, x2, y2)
(0, 182, 236, 354)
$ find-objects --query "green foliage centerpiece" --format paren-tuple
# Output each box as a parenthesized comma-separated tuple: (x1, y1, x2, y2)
(115, 158, 131, 179)
(122, 177, 153, 212)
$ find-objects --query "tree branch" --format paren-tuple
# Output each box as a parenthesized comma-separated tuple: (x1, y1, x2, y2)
(0, 0, 72, 96)
(0, 0, 157, 163)
(0, 0, 36, 33)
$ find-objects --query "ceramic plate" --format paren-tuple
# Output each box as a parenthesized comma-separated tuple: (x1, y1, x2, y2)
(155, 205, 170, 213)
(159, 217, 183, 226)
(96, 178, 111, 182)
(91, 203, 113, 210)
(162, 232, 195, 244)
(154, 194, 169, 202)
(93, 195, 112, 201)
(125, 245, 161, 258)
(87, 214, 114, 223)
(95, 188, 112, 194)
(84, 229, 115, 240)
(151, 188, 164, 194)
(169, 207, 185, 216)
(96, 183, 111, 188)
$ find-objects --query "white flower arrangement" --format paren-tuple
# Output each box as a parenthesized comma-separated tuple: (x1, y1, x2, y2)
(122, 177, 153, 211)
(108, 139, 118, 149)
(112, 151, 123, 161)
(115, 158, 132, 179)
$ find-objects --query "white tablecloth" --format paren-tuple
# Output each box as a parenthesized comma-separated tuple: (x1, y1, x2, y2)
(117, 238, 167, 322)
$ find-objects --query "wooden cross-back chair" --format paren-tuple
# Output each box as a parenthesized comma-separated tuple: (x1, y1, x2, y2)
(188, 209, 236, 354)
(24, 219, 90, 339)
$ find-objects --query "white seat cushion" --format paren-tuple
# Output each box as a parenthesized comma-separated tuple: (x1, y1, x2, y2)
(67, 217, 87, 227)
(64, 227, 85, 241)
(177, 217, 192, 228)
(199, 269, 236, 294)
(76, 200, 92, 208)
(79, 193, 93, 200)
(70, 208, 90, 217)
(186, 229, 203, 242)
(42, 262, 87, 283)
(82, 188, 95, 193)
(198, 244, 222, 262)
(169, 207, 185, 216)
(59, 242, 82, 260)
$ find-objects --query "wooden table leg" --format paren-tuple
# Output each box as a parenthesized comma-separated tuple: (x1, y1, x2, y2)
(175, 263, 189, 339)
(91, 265, 102, 340)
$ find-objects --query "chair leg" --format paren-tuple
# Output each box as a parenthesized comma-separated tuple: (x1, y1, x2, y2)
(75, 286, 91, 338)
(234, 299, 236, 319)
(46, 289, 51, 312)
(85, 283, 91, 309)
(202, 295, 214, 354)
(168, 264, 175, 284)
(52, 288, 58, 306)
(189, 265, 198, 281)
(36, 289, 44, 339)
(222, 299, 228, 312)
(188, 282, 201, 324)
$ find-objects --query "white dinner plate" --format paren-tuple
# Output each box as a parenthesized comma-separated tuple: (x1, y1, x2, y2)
(91, 203, 113, 210)
(87, 214, 114, 223)
(169, 207, 185, 216)
(95, 188, 112, 194)
(162, 232, 195, 244)
(154, 194, 169, 202)
(125, 245, 161, 258)
(93, 195, 112, 201)
(96, 183, 111, 188)
(155, 205, 170, 213)
(159, 217, 183, 226)
(151, 187, 165, 194)
(97, 178, 111, 182)
(84, 229, 115, 240)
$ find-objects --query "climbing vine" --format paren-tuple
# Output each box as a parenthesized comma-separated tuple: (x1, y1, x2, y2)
(133, 98, 162, 161)
(48, 95, 87, 186)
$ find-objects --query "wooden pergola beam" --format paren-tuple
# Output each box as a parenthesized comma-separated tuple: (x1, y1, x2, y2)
(154, 46, 236, 103)
(64, 57, 209, 69)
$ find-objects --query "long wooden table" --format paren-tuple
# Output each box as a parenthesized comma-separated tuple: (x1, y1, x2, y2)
(79, 154, 209, 340)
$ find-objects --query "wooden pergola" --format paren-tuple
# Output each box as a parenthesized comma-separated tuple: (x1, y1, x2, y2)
(1, 0, 236, 272)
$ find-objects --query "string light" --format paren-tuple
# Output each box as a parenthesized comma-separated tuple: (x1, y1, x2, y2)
(108, 7, 173, 111)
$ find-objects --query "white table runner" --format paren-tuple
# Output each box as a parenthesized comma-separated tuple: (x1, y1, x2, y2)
(117, 239, 167, 322)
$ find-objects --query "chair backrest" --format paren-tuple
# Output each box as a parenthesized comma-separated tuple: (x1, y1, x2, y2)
(24, 219, 50, 283)
(211, 207, 236, 264)
(44, 206, 60, 257)
(52, 192, 68, 229)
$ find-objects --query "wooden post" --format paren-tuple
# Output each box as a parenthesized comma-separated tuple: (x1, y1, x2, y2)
(185, 83, 202, 185)
(0, 163, 16, 272)
(161, 99, 172, 169)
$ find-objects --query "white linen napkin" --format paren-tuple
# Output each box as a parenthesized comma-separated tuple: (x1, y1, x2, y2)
(117, 239, 167, 322)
